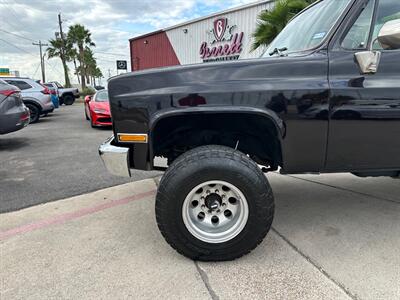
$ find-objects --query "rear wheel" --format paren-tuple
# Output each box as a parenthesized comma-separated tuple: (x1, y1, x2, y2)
(25, 103, 40, 123)
(156, 145, 274, 261)
(63, 94, 74, 105)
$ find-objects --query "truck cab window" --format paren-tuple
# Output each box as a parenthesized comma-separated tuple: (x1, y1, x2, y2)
(341, 0, 375, 50)
(371, 0, 400, 50)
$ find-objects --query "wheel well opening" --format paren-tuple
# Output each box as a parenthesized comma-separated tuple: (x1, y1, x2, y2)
(152, 113, 282, 169)
(24, 101, 41, 110)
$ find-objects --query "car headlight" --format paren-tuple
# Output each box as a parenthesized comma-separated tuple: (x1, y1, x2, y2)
(94, 109, 107, 114)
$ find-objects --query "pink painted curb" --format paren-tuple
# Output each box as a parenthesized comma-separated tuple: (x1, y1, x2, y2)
(0, 189, 156, 241)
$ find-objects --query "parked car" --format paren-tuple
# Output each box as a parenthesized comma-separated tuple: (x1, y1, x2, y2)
(0, 79, 30, 134)
(99, 0, 400, 261)
(84, 89, 111, 127)
(46, 85, 60, 109)
(0, 77, 54, 123)
(44, 82, 79, 105)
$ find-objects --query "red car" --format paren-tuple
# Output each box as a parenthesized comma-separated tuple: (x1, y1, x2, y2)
(84, 90, 112, 127)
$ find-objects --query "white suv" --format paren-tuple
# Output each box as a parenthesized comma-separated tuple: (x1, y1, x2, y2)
(0, 77, 54, 123)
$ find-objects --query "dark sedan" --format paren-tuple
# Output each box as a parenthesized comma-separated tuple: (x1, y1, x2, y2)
(0, 79, 30, 134)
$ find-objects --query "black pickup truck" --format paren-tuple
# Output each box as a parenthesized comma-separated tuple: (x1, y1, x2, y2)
(99, 0, 400, 261)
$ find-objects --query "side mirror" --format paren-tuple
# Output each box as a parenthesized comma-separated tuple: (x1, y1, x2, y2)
(377, 19, 400, 50)
(354, 19, 400, 75)
(354, 51, 381, 74)
(84, 95, 92, 103)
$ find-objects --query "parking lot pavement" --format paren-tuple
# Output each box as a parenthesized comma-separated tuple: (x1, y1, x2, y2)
(0, 104, 161, 213)
(1, 173, 399, 300)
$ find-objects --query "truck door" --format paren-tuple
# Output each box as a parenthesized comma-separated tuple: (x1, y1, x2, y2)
(327, 0, 400, 171)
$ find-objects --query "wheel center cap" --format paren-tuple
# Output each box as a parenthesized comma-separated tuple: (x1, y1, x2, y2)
(205, 194, 222, 210)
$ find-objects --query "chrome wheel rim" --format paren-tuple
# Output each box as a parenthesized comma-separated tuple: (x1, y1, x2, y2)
(182, 180, 249, 243)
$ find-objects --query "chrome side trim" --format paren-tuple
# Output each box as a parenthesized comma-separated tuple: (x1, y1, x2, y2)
(99, 136, 131, 177)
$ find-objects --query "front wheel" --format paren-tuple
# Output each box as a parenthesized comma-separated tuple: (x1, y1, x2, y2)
(156, 145, 274, 261)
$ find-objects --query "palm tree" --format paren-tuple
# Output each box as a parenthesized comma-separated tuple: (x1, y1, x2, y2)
(252, 0, 316, 51)
(93, 67, 103, 86)
(82, 47, 96, 85)
(46, 38, 71, 87)
(67, 24, 95, 89)
(65, 44, 80, 84)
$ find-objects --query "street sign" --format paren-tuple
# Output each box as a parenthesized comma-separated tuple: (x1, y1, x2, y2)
(116, 60, 127, 70)
(0, 68, 10, 76)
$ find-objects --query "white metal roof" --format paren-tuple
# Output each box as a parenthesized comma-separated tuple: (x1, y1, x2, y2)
(130, 0, 273, 41)
(164, 0, 274, 31)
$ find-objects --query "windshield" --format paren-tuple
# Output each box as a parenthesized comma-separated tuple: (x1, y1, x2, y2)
(95, 90, 109, 102)
(55, 82, 63, 88)
(263, 0, 352, 56)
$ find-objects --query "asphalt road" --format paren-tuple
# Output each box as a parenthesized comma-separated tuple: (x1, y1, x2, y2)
(0, 104, 161, 213)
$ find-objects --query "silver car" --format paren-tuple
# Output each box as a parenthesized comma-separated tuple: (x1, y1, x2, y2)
(0, 79, 30, 134)
(0, 77, 54, 123)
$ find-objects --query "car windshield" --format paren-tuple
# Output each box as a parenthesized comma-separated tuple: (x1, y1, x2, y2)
(263, 0, 352, 56)
(55, 82, 63, 88)
(95, 90, 109, 102)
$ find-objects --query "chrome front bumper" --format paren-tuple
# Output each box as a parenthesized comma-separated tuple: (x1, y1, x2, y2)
(99, 136, 131, 177)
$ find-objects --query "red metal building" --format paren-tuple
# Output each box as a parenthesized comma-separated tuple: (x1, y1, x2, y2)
(129, 31, 180, 71)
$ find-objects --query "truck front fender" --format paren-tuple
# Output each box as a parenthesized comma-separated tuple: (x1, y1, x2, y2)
(149, 106, 285, 168)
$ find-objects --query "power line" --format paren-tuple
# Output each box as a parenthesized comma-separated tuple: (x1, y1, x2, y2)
(94, 56, 119, 63)
(32, 61, 41, 78)
(0, 28, 36, 42)
(45, 60, 64, 77)
(94, 51, 127, 56)
(0, 0, 24, 31)
(0, 38, 36, 57)
(0, 0, 21, 21)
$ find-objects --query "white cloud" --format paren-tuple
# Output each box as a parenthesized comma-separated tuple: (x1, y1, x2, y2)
(0, 0, 259, 84)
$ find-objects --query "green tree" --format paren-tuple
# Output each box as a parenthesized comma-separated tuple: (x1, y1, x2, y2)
(67, 24, 95, 89)
(252, 0, 316, 51)
(82, 47, 97, 85)
(65, 44, 80, 85)
(46, 38, 71, 87)
(93, 67, 103, 86)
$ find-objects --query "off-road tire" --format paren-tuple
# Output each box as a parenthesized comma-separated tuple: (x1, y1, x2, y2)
(156, 145, 274, 261)
(63, 94, 74, 105)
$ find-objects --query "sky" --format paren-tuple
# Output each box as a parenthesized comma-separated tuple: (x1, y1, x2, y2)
(0, 0, 256, 85)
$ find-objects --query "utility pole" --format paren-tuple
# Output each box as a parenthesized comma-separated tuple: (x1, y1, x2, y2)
(58, 13, 66, 53)
(32, 40, 48, 83)
(108, 69, 111, 78)
(57, 13, 71, 87)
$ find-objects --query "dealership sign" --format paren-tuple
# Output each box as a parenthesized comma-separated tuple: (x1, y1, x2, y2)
(200, 18, 244, 62)
(0, 68, 10, 76)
